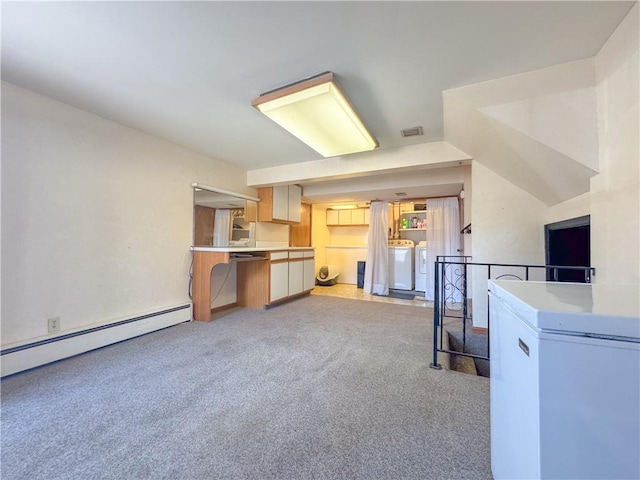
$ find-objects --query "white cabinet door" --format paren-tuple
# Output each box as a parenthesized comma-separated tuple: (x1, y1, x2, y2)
(351, 208, 365, 225)
(303, 258, 315, 291)
(270, 262, 289, 302)
(288, 260, 304, 296)
(272, 185, 289, 222)
(338, 210, 351, 225)
(288, 185, 301, 223)
(326, 209, 339, 225)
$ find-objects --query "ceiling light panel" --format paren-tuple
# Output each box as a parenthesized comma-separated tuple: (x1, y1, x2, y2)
(330, 204, 358, 210)
(252, 72, 378, 158)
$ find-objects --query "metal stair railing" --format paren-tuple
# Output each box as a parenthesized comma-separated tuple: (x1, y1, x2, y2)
(430, 256, 596, 370)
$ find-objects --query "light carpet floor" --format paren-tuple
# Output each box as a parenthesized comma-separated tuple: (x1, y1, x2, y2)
(1, 295, 491, 480)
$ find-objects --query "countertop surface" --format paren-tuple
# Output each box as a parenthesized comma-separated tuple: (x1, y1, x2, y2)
(191, 246, 314, 252)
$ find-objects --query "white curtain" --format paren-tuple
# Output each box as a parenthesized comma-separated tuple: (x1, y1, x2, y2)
(213, 209, 231, 246)
(364, 201, 389, 295)
(425, 197, 461, 301)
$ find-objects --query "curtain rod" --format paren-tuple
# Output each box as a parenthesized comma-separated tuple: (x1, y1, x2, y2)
(369, 194, 459, 203)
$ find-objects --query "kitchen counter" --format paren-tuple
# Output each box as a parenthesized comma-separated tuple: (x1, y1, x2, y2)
(191, 246, 313, 252)
(190, 246, 315, 321)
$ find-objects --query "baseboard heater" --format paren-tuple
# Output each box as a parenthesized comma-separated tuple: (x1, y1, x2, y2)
(1, 304, 191, 377)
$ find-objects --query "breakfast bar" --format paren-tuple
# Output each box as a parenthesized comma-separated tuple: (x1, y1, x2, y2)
(191, 247, 315, 321)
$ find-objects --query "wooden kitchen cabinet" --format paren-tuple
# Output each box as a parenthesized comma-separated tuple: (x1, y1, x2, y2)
(272, 186, 289, 221)
(351, 208, 365, 225)
(243, 199, 258, 222)
(287, 185, 301, 222)
(191, 248, 315, 319)
(326, 207, 369, 226)
(258, 185, 301, 223)
(338, 210, 351, 225)
(268, 249, 314, 305)
(290, 203, 311, 247)
(326, 209, 339, 225)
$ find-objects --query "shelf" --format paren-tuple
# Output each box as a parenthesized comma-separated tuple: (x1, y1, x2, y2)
(401, 211, 426, 215)
(400, 228, 426, 231)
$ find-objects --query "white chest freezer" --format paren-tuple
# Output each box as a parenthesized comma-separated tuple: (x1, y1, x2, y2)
(489, 280, 640, 480)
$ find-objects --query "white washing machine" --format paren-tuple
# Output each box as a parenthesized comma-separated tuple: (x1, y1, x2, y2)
(388, 239, 414, 290)
(415, 241, 428, 293)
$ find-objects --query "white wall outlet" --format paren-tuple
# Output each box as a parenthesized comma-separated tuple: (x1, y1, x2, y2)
(48, 317, 60, 333)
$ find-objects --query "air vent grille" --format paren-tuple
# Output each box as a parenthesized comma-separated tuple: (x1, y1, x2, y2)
(401, 126, 424, 138)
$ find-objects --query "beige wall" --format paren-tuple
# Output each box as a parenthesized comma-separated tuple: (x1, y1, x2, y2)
(547, 193, 591, 224)
(591, 3, 639, 285)
(311, 204, 332, 268)
(471, 163, 548, 326)
(311, 203, 369, 283)
(455, 5, 639, 326)
(462, 165, 472, 257)
(1, 82, 249, 345)
(471, 167, 550, 257)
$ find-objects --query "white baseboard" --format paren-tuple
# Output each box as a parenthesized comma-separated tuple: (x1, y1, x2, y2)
(1, 304, 191, 377)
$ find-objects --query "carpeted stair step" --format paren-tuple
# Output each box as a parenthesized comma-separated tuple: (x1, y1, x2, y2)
(446, 330, 490, 378)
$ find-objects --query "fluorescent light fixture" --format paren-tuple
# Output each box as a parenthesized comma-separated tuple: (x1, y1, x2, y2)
(330, 204, 358, 210)
(252, 72, 378, 157)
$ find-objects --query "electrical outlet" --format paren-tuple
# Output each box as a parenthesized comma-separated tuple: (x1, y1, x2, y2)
(48, 317, 60, 333)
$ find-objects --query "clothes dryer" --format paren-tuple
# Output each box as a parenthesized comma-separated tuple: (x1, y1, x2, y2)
(415, 241, 428, 292)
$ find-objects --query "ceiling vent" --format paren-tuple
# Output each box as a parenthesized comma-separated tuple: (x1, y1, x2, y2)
(401, 126, 423, 138)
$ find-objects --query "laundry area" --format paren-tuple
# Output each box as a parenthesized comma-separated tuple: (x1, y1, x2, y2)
(314, 197, 463, 300)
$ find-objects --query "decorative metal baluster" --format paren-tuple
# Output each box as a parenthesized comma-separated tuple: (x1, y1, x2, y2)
(431, 259, 442, 369)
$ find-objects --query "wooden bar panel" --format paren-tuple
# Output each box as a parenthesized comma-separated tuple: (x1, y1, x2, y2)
(192, 250, 231, 321)
(237, 259, 269, 308)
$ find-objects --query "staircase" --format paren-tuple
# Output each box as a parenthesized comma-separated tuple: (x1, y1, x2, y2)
(447, 329, 489, 377)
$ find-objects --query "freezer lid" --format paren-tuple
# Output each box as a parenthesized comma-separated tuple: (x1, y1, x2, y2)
(489, 280, 640, 340)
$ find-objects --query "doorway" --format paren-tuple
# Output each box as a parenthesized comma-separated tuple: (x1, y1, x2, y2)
(544, 215, 590, 282)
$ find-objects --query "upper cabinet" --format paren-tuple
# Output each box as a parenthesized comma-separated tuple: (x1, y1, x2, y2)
(290, 203, 312, 247)
(326, 207, 370, 226)
(243, 200, 258, 222)
(258, 185, 302, 224)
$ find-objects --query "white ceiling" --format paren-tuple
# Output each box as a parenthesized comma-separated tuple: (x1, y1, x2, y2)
(1, 1, 634, 201)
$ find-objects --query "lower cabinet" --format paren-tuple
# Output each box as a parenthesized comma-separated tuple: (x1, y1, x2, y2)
(268, 250, 315, 305)
(269, 250, 289, 303)
(270, 261, 289, 303)
(288, 259, 304, 296)
(303, 257, 315, 291)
